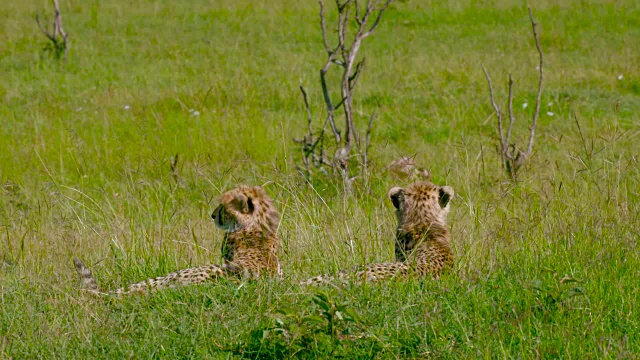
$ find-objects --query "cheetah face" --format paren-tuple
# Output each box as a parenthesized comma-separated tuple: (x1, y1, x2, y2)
(388, 181, 454, 227)
(211, 192, 255, 232)
(212, 204, 240, 232)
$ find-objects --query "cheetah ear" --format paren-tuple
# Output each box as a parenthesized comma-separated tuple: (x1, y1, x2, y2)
(231, 194, 254, 214)
(388, 187, 405, 209)
(438, 186, 454, 208)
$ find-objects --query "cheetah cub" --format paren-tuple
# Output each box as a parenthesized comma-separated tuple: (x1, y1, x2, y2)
(74, 185, 281, 296)
(301, 181, 454, 285)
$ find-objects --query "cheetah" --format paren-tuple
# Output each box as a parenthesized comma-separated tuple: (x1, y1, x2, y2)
(301, 181, 454, 285)
(74, 185, 281, 295)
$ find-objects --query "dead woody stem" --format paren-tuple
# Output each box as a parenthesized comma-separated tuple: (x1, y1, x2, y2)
(35, 0, 69, 59)
(296, 0, 392, 188)
(482, 6, 544, 178)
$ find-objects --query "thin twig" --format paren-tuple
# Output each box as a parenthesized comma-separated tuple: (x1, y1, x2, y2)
(320, 67, 341, 143)
(337, 1, 350, 58)
(35, 0, 69, 59)
(362, 0, 393, 38)
(35, 12, 55, 41)
(355, 0, 374, 36)
(306, 134, 325, 157)
(506, 73, 515, 158)
(526, 6, 543, 156)
(300, 86, 313, 144)
(319, 0, 332, 54)
(481, 65, 504, 148)
(349, 58, 366, 92)
(53, 0, 67, 42)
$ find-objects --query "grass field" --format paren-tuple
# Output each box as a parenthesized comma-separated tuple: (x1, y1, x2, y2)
(1, 0, 639, 358)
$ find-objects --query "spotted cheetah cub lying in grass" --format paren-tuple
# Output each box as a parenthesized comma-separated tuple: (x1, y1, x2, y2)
(301, 181, 454, 285)
(74, 185, 281, 296)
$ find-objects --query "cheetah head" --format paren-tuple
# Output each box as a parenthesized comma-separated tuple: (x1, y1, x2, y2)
(388, 181, 454, 229)
(211, 185, 279, 234)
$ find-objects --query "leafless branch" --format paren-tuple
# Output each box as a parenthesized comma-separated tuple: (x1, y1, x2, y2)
(481, 7, 545, 179)
(525, 6, 544, 157)
(481, 65, 504, 150)
(338, 1, 350, 57)
(320, 67, 341, 143)
(53, 0, 67, 41)
(300, 86, 313, 144)
(35, 12, 55, 41)
(506, 73, 515, 158)
(296, 0, 393, 187)
(319, 0, 331, 53)
(35, 0, 69, 60)
(361, 0, 393, 38)
(349, 58, 366, 93)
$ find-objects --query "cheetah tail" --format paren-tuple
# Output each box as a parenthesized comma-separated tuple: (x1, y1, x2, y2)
(73, 258, 101, 293)
(299, 272, 343, 286)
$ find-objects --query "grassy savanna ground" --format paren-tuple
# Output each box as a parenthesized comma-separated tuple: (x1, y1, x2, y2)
(1, 0, 639, 357)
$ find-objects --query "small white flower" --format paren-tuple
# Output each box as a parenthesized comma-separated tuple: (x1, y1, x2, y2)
(617, 74, 623, 80)
(547, 111, 554, 116)
(191, 111, 200, 117)
(547, 102, 553, 107)
(522, 103, 528, 109)
(124, 105, 130, 110)
(188, 108, 195, 113)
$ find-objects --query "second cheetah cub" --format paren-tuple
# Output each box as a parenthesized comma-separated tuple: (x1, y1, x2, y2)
(301, 181, 454, 285)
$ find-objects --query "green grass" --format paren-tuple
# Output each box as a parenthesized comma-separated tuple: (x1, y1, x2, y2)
(1, 0, 639, 358)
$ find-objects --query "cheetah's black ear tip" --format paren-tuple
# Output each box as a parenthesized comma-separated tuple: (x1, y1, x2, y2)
(438, 186, 455, 207)
(388, 186, 405, 209)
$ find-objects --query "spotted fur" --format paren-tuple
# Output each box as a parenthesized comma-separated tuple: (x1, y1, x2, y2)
(301, 181, 454, 285)
(74, 185, 281, 295)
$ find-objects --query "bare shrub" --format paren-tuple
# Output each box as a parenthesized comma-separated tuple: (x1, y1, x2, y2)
(482, 7, 544, 179)
(295, 0, 394, 190)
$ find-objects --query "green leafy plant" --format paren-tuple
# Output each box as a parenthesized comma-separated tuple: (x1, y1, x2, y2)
(531, 274, 586, 317)
(222, 291, 383, 359)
